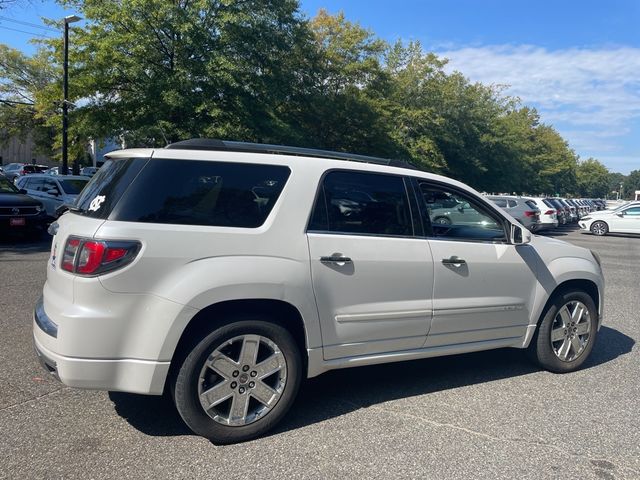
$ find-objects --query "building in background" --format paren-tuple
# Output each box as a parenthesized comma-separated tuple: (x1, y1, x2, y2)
(0, 134, 52, 167)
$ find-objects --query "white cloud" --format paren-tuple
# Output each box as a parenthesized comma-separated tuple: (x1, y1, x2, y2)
(437, 44, 640, 172)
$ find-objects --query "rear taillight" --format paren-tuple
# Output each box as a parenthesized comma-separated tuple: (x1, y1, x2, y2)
(524, 211, 537, 217)
(544, 210, 555, 215)
(60, 236, 140, 276)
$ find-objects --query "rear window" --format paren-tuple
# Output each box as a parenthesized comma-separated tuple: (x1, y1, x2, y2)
(112, 159, 290, 228)
(525, 200, 538, 209)
(75, 158, 149, 219)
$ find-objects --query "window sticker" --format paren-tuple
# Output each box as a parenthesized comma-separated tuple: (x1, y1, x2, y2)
(88, 195, 106, 212)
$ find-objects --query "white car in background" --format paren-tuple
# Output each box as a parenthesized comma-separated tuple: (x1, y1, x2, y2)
(580, 204, 640, 236)
(529, 198, 559, 230)
(15, 174, 89, 219)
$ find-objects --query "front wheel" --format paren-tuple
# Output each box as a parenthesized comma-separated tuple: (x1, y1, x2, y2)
(590, 221, 608, 236)
(528, 290, 598, 373)
(172, 319, 302, 444)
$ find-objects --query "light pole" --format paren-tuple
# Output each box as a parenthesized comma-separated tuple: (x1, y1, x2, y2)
(62, 14, 81, 175)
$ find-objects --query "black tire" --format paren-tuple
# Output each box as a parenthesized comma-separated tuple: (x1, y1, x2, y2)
(590, 221, 608, 236)
(528, 290, 598, 373)
(433, 216, 451, 225)
(172, 318, 302, 444)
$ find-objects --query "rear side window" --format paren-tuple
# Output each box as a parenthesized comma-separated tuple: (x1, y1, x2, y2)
(112, 160, 290, 228)
(491, 198, 508, 208)
(308, 170, 413, 236)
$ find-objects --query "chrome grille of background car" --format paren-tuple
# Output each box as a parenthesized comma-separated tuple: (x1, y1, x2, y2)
(0, 206, 40, 216)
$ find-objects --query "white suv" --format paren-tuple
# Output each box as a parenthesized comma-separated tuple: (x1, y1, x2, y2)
(34, 140, 604, 444)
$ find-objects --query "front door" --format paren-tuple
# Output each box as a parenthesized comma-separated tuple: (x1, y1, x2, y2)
(307, 170, 434, 360)
(415, 180, 538, 347)
(609, 206, 640, 233)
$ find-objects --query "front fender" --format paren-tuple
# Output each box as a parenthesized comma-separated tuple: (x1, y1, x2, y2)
(522, 256, 604, 348)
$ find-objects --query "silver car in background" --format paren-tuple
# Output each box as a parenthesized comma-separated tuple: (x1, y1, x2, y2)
(486, 195, 541, 231)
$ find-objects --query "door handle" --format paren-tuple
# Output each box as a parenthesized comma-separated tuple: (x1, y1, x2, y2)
(320, 255, 352, 264)
(442, 256, 466, 266)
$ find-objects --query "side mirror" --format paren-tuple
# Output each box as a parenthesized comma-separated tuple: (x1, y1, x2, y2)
(511, 224, 532, 245)
(616, 212, 625, 217)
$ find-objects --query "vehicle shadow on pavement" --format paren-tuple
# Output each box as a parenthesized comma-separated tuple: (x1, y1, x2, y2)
(107, 326, 633, 440)
(538, 225, 580, 237)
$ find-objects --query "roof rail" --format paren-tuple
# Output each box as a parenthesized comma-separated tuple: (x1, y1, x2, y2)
(165, 139, 417, 170)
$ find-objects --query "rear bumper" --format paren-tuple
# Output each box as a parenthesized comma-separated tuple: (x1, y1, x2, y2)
(33, 333, 169, 395)
(33, 299, 170, 395)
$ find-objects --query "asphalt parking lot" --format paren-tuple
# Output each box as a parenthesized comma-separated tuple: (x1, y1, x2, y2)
(0, 226, 638, 480)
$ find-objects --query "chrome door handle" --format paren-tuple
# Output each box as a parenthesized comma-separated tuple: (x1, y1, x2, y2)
(320, 255, 352, 264)
(442, 256, 466, 265)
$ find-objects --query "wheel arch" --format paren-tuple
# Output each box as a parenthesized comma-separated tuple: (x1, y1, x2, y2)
(523, 277, 602, 349)
(167, 298, 309, 387)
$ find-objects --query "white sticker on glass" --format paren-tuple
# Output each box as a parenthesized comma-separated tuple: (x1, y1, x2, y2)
(88, 195, 106, 212)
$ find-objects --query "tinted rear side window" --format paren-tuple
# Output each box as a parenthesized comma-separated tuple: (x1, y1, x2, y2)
(113, 160, 290, 228)
(308, 170, 413, 236)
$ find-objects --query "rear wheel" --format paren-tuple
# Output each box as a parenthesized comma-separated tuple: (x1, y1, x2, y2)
(590, 221, 608, 236)
(172, 318, 302, 444)
(528, 290, 598, 373)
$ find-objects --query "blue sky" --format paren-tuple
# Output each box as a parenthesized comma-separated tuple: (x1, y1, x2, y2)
(1, 0, 638, 173)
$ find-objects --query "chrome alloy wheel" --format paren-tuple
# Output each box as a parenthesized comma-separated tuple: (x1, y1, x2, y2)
(197, 334, 287, 426)
(550, 301, 591, 362)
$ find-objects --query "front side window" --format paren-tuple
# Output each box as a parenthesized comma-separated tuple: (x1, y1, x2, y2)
(43, 179, 60, 195)
(623, 207, 640, 216)
(27, 177, 45, 192)
(416, 181, 506, 242)
(308, 170, 413, 237)
(59, 179, 88, 195)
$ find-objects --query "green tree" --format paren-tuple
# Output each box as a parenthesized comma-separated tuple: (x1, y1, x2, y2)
(623, 169, 640, 199)
(576, 158, 610, 198)
(53, 0, 311, 146)
(0, 45, 56, 155)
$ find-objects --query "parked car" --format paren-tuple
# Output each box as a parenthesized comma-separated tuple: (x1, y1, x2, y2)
(485, 195, 541, 231)
(1, 163, 25, 182)
(580, 204, 640, 236)
(0, 174, 47, 235)
(528, 198, 558, 230)
(4, 164, 49, 183)
(34, 139, 604, 444)
(45, 167, 59, 175)
(15, 174, 89, 219)
(80, 166, 99, 177)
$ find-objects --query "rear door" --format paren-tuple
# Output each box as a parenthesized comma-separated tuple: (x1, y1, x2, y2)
(307, 170, 434, 360)
(415, 180, 538, 347)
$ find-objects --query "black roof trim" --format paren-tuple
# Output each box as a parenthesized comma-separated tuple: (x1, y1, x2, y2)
(165, 139, 417, 170)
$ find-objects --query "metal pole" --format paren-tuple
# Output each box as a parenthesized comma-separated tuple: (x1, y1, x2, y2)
(62, 21, 69, 175)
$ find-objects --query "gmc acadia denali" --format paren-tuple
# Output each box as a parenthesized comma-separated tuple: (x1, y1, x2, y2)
(34, 139, 604, 444)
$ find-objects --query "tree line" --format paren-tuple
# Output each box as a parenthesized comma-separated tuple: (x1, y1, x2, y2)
(0, 0, 638, 198)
